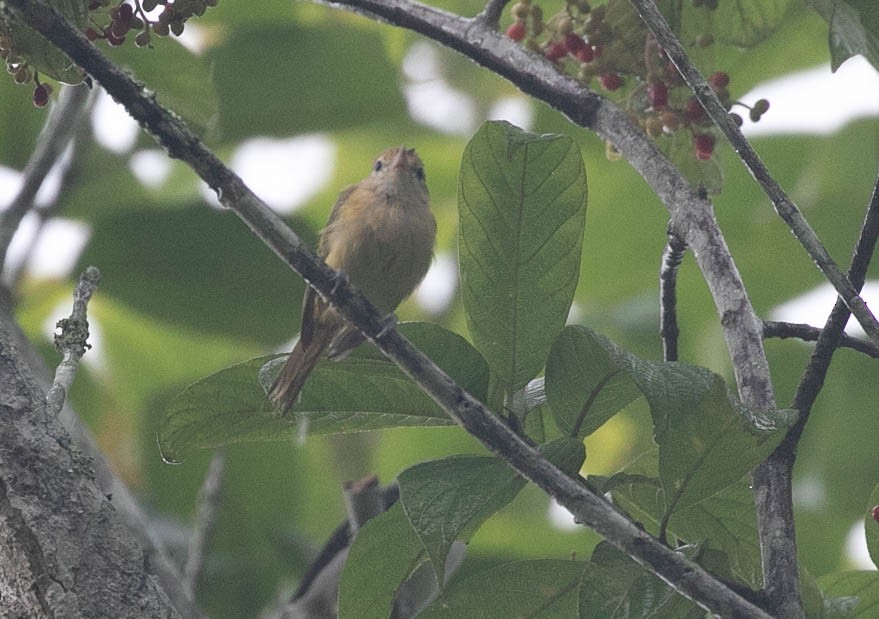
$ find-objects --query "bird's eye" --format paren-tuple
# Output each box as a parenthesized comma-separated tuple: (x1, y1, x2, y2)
(414, 166, 425, 181)
(373, 160, 383, 172)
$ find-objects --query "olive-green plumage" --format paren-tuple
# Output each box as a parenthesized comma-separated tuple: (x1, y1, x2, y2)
(270, 146, 436, 415)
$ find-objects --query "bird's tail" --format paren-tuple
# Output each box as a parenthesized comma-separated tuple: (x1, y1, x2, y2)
(269, 338, 328, 416)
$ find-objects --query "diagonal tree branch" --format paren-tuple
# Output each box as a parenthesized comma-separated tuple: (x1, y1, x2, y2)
(628, 0, 879, 351)
(752, 165, 879, 619)
(319, 0, 776, 434)
(1, 1, 773, 615)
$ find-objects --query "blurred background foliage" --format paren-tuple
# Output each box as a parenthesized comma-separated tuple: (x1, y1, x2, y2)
(2, 0, 879, 616)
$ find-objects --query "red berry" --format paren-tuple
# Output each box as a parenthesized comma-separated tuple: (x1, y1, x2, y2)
(647, 81, 669, 110)
(85, 27, 99, 40)
(564, 33, 586, 54)
(32, 84, 49, 108)
(110, 19, 130, 37)
(505, 21, 526, 42)
(871, 505, 879, 523)
(709, 71, 730, 89)
(544, 41, 568, 62)
(105, 30, 126, 46)
(694, 133, 715, 160)
(599, 73, 623, 91)
(118, 2, 134, 21)
(575, 45, 594, 63)
(683, 97, 706, 123)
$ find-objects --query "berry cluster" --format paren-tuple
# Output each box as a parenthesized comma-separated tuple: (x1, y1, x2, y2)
(85, 0, 218, 48)
(504, 0, 770, 169)
(2, 0, 217, 108)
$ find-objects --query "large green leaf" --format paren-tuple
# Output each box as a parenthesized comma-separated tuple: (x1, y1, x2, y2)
(828, 0, 879, 71)
(578, 542, 700, 618)
(560, 325, 795, 513)
(458, 120, 587, 394)
(817, 572, 879, 617)
(420, 559, 585, 618)
(627, 357, 796, 512)
(337, 503, 426, 619)
(601, 467, 763, 589)
(397, 438, 584, 586)
(158, 323, 487, 462)
(676, 0, 797, 48)
(208, 24, 406, 141)
(545, 326, 642, 439)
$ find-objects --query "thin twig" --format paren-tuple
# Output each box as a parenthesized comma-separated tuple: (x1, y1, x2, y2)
(4, 1, 773, 616)
(183, 450, 225, 597)
(628, 0, 879, 350)
(0, 83, 91, 274)
(752, 166, 879, 617)
(763, 320, 879, 359)
(660, 231, 687, 362)
(45, 265, 100, 416)
(786, 167, 879, 444)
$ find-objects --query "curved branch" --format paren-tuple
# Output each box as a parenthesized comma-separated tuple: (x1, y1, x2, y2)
(628, 0, 879, 350)
(2, 1, 772, 615)
(322, 0, 776, 417)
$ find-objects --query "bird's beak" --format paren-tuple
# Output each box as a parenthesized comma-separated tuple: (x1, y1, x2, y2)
(391, 146, 408, 170)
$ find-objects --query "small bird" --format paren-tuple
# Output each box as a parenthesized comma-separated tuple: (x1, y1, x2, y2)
(269, 146, 437, 415)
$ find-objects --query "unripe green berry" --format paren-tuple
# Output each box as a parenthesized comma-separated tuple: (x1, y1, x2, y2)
(511, 2, 530, 20)
(14, 65, 31, 84)
(645, 115, 664, 137)
(557, 17, 573, 36)
(753, 99, 770, 115)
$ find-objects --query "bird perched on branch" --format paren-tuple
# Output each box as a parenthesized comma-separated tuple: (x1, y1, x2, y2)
(270, 146, 436, 415)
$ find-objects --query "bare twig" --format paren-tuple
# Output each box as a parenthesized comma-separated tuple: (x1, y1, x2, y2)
(628, 0, 879, 351)
(763, 320, 879, 358)
(45, 265, 100, 416)
(183, 451, 225, 597)
(752, 166, 879, 617)
(2, 1, 774, 615)
(659, 231, 687, 362)
(0, 83, 91, 274)
(786, 167, 879, 444)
